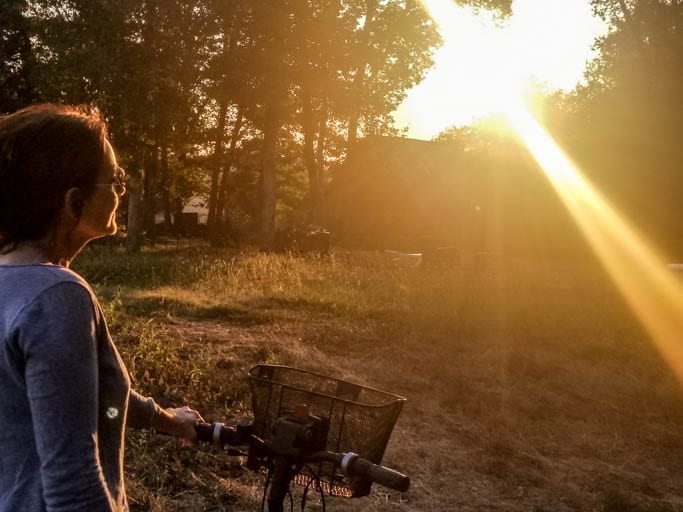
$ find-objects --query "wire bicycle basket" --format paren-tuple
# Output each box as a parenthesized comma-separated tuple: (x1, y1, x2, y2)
(247, 364, 406, 497)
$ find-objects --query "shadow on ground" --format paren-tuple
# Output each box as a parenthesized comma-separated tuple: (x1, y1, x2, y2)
(125, 296, 268, 326)
(243, 296, 339, 314)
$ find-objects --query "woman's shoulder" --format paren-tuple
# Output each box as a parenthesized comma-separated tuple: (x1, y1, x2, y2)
(0, 265, 99, 334)
(1, 263, 87, 284)
(0, 264, 93, 302)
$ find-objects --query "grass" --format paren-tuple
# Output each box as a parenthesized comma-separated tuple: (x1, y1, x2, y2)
(73, 242, 683, 511)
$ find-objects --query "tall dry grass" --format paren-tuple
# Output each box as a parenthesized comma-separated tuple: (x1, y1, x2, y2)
(73, 243, 683, 512)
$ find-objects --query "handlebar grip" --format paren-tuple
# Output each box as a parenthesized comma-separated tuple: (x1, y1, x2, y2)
(346, 455, 410, 493)
(195, 422, 219, 444)
(195, 421, 254, 447)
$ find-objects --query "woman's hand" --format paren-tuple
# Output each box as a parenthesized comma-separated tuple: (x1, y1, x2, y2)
(153, 405, 204, 447)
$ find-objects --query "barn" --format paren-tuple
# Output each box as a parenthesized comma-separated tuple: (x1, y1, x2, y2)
(325, 135, 588, 260)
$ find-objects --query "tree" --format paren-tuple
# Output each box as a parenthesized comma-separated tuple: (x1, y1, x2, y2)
(565, 0, 683, 257)
(210, 0, 444, 248)
(288, 0, 443, 227)
(0, 0, 37, 112)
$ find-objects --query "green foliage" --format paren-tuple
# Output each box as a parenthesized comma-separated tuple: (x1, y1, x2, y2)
(0, 0, 37, 112)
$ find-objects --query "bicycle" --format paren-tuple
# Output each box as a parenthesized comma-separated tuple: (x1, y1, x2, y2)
(194, 364, 410, 512)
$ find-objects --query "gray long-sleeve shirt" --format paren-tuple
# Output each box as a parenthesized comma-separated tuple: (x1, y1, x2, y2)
(0, 264, 158, 511)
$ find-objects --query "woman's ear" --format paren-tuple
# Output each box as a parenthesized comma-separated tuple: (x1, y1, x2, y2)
(64, 187, 84, 224)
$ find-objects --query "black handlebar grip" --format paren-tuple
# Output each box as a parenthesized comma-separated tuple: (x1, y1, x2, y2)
(194, 421, 253, 447)
(195, 422, 215, 444)
(349, 457, 410, 493)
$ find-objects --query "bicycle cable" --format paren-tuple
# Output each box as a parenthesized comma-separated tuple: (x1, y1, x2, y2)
(261, 466, 272, 512)
(300, 464, 327, 512)
(261, 460, 296, 512)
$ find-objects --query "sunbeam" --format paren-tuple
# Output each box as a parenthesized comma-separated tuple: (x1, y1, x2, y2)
(507, 105, 683, 385)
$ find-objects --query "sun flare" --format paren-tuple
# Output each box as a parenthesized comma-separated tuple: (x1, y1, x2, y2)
(396, 0, 606, 139)
(420, 0, 530, 111)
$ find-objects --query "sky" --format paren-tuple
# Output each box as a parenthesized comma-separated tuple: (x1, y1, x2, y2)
(393, 0, 608, 140)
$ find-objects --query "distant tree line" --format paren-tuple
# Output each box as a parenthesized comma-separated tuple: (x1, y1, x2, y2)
(7, 1, 677, 256)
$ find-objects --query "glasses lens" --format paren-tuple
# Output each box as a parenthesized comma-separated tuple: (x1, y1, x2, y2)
(113, 167, 126, 195)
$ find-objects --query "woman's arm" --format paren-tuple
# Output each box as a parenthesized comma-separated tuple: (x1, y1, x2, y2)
(127, 390, 202, 446)
(20, 283, 117, 511)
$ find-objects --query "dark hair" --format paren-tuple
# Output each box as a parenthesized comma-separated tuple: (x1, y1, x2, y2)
(0, 103, 109, 252)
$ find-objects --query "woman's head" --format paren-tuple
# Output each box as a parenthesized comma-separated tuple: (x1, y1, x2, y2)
(0, 104, 110, 253)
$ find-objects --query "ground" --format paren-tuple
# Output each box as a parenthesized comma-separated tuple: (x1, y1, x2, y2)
(75, 245, 683, 512)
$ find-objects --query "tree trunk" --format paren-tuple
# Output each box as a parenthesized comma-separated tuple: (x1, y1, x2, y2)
(126, 154, 144, 253)
(347, 0, 378, 150)
(207, 99, 229, 231)
(302, 86, 321, 224)
(215, 106, 244, 242)
(260, 102, 280, 250)
(208, 9, 240, 236)
(160, 146, 171, 232)
(142, 145, 158, 236)
(347, 112, 360, 149)
(315, 103, 328, 224)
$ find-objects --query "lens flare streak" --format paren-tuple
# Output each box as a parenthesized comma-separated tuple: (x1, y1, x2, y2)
(507, 106, 683, 385)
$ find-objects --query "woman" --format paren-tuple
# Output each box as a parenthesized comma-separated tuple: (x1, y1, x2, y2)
(0, 104, 202, 511)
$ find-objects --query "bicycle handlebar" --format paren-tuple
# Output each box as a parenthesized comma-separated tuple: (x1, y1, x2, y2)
(307, 451, 410, 493)
(195, 422, 410, 493)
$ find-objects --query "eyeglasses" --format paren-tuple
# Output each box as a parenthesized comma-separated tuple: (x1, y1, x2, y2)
(96, 166, 126, 196)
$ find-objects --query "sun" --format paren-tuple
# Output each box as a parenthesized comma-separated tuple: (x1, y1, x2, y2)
(395, 0, 606, 139)
(423, 0, 529, 109)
